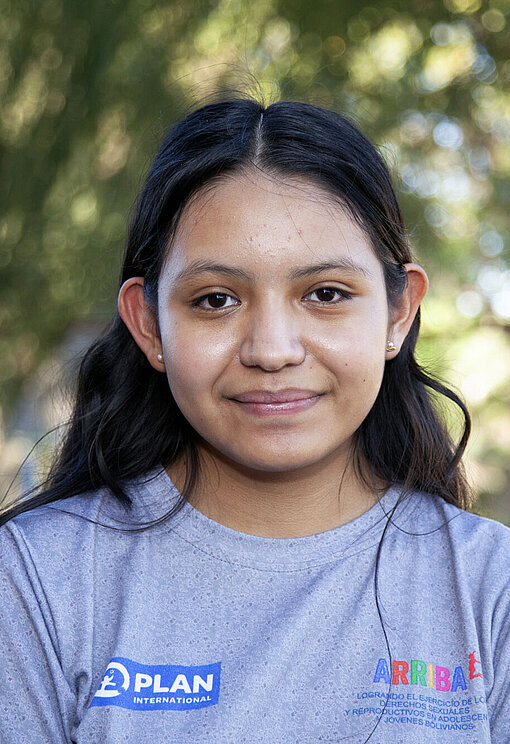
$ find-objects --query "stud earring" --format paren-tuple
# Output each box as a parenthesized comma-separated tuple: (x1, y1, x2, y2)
(386, 341, 396, 353)
(157, 353, 164, 363)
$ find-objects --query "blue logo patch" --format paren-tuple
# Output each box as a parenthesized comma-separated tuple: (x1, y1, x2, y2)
(90, 657, 221, 711)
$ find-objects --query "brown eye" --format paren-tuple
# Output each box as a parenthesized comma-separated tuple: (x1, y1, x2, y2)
(193, 293, 239, 310)
(305, 287, 352, 303)
(315, 288, 338, 302)
(207, 293, 228, 308)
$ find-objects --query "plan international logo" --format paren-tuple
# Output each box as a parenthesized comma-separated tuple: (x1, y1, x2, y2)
(90, 657, 221, 711)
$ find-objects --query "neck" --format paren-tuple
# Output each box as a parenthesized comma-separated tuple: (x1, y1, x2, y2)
(167, 444, 382, 538)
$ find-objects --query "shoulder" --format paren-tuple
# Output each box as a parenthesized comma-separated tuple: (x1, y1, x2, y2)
(444, 503, 510, 598)
(0, 467, 175, 564)
(0, 476, 151, 563)
(395, 491, 510, 601)
(0, 488, 107, 577)
(434, 497, 510, 562)
(0, 476, 159, 617)
(399, 489, 510, 550)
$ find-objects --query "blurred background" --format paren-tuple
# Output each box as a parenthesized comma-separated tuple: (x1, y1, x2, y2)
(1, 0, 509, 523)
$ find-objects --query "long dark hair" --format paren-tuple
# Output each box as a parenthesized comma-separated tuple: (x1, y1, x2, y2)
(1, 98, 472, 525)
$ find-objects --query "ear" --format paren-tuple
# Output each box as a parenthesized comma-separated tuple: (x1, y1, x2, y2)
(386, 263, 428, 359)
(118, 277, 166, 372)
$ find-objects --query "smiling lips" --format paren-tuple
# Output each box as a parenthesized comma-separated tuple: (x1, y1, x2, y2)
(229, 389, 323, 416)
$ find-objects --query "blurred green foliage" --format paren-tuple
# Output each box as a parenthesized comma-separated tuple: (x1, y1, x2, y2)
(1, 0, 509, 521)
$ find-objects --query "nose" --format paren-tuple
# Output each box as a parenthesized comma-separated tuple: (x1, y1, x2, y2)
(238, 302, 306, 371)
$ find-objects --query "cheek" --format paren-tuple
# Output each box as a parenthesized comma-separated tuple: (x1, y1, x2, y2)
(315, 318, 387, 401)
(331, 347, 385, 392)
(315, 306, 387, 364)
(162, 326, 233, 405)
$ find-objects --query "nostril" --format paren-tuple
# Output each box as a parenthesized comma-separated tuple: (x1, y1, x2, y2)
(239, 333, 306, 370)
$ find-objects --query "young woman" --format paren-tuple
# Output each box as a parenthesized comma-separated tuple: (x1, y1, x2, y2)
(0, 99, 508, 744)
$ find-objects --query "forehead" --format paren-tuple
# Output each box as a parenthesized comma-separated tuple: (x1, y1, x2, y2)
(163, 171, 382, 279)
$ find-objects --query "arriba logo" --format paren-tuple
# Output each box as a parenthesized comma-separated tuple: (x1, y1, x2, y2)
(90, 657, 221, 711)
(372, 651, 483, 693)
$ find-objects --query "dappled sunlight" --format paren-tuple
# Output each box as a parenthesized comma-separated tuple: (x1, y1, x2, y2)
(349, 20, 422, 87)
(420, 22, 477, 91)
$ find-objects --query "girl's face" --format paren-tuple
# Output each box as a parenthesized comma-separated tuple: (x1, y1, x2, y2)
(153, 170, 402, 477)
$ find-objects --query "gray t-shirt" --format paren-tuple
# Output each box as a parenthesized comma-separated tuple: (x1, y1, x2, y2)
(0, 468, 508, 743)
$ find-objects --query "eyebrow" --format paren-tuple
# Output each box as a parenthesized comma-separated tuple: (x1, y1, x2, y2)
(290, 258, 372, 280)
(173, 257, 372, 283)
(174, 260, 252, 283)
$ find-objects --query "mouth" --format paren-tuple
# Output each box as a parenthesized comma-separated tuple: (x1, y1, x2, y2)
(228, 389, 323, 416)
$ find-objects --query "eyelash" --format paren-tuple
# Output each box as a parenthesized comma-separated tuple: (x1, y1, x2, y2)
(192, 293, 240, 310)
(192, 287, 353, 311)
(305, 287, 353, 304)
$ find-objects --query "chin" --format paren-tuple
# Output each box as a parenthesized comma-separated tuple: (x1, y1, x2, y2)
(199, 434, 352, 476)
(219, 447, 333, 476)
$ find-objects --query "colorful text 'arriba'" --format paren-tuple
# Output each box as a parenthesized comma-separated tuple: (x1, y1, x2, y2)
(373, 652, 483, 693)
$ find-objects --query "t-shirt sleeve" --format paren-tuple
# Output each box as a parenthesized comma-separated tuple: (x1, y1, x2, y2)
(0, 522, 76, 743)
(486, 560, 510, 743)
